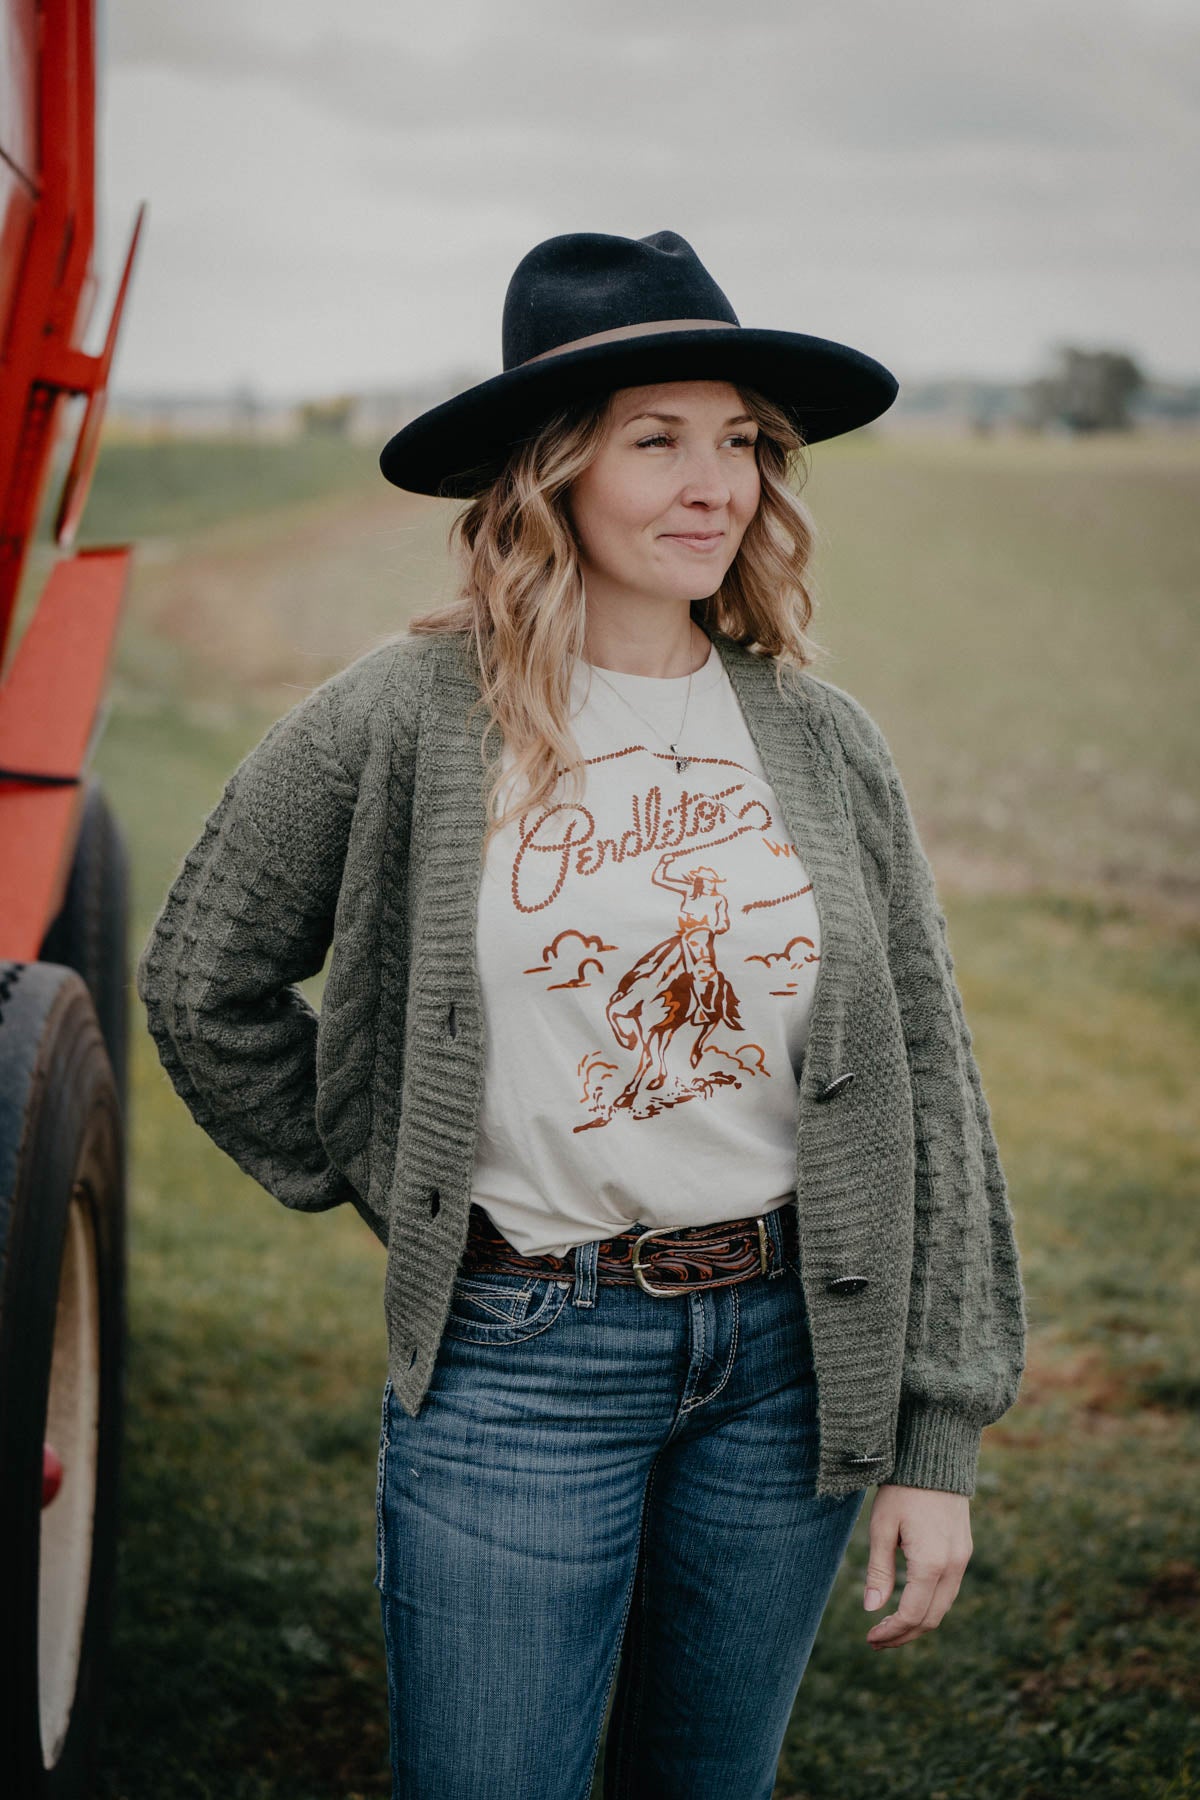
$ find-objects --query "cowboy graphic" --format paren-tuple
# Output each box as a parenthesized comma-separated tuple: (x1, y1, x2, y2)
(605, 853, 743, 1109)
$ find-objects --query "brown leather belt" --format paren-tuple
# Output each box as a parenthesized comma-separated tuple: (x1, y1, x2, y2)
(462, 1201, 799, 1296)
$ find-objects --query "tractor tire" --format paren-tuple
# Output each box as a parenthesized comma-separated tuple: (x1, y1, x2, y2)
(0, 960, 126, 1797)
(40, 776, 132, 1115)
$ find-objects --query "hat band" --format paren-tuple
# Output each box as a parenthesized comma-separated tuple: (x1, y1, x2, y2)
(519, 317, 737, 366)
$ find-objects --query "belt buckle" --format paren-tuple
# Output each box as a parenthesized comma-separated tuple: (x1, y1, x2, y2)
(631, 1218, 770, 1296)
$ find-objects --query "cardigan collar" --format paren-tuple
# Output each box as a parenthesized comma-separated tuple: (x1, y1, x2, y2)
(417, 621, 866, 1097)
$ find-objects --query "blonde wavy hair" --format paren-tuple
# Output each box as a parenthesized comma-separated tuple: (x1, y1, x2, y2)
(406, 381, 828, 860)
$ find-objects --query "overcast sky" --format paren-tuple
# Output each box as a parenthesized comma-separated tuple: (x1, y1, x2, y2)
(95, 0, 1198, 400)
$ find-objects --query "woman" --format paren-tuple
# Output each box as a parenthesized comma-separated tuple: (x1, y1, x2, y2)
(137, 229, 1027, 1799)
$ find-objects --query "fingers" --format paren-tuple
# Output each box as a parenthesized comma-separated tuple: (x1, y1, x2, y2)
(863, 1485, 973, 1650)
(863, 1564, 894, 1611)
(867, 1563, 967, 1650)
(863, 1504, 898, 1613)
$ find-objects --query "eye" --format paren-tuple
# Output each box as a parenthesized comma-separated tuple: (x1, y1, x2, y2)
(635, 432, 759, 450)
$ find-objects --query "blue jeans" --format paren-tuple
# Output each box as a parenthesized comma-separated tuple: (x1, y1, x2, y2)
(374, 1205, 866, 1800)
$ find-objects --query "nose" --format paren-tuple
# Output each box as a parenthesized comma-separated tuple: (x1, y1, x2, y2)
(678, 446, 733, 507)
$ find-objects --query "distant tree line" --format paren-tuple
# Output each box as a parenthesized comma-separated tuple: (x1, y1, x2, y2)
(1019, 346, 1147, 434)
(108, 353, 1195, 442)
(894, 346, 1197, 437)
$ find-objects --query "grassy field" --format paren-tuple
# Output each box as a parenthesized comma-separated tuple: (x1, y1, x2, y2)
(41, 426, 1198, 1797)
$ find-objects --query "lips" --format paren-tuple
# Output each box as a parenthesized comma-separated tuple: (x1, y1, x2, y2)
(663, 532, 724, 547)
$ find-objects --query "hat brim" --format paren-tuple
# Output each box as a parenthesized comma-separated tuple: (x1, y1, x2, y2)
(378, 327, 898, 498)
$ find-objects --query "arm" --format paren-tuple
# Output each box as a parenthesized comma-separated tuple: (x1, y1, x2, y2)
(652, 852, 691, 895)
(135, 675, 379, 1234)
(881, 747, 1028, 1495)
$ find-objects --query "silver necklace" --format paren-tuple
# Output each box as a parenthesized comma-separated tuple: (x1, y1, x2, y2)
(584, 647, 700, 774)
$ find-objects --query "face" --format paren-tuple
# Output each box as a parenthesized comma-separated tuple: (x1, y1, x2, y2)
(566, 379, 761, 607)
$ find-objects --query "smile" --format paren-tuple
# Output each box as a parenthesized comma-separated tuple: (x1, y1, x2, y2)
(662, 533, 724, 551)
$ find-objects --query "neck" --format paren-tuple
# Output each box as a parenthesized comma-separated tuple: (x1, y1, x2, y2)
(581, 594, 710, 678)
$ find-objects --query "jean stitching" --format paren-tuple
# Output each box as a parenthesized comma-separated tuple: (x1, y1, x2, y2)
(571, 1235, 599, 1308)
(448, 1280, 533, 1324)
(709, 1283, 741, 1403)
(381, 1592, 402, 1797)
(375, 1376, 392, 1595)
(441, 1280, 571, 1344)
(454, 1275, 534, 1293)
(450, 1274, 535, 1322)
(680, 1283, 741, 1413)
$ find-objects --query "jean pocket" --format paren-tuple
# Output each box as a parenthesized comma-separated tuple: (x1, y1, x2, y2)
(443, 1270, 571, 1344)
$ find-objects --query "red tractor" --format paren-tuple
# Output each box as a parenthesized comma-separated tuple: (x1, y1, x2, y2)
(0, 0, 145, 1790)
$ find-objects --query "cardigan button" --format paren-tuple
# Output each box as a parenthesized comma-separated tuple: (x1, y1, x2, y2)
(827, 1274, 869, 1295)
(428, 1188, 440, 1217)
(814, 1071, 856, 1103)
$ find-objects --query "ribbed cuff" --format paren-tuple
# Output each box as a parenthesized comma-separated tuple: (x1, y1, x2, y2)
(886, 1400, 982, 1496)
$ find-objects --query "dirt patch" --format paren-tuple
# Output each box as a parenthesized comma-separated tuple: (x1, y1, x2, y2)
(1014, 1644, 1200, 1716)
(985, 1337, 1194, 1455)
(128, 484, 456, 695)
(1138, 1560, 1200, 1616)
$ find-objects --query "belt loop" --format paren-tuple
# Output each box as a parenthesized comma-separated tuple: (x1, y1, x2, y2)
(570, 1235, 599, 1308)
(765, 1205, 789, 1279)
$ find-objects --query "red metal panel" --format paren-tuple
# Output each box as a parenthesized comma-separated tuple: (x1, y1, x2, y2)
(0, 0, 38, 177)
(0, 0, 144, 957)
(0, 159, 36, 362)
(56, 200, 146, 548)
(0, 0, 144, 649)
(0, 544, 131, 959)
(0, 0, 96, 652)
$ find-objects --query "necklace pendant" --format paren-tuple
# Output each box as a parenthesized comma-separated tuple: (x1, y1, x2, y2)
(671, 744, 690, 774)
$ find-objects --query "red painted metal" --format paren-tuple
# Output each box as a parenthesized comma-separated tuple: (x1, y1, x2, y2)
(0, 0, 145, 958)
(55, 205, 146, 551)
(2, 4, 144, 1750)
(0, 545, 129, 957)
(0, 165, 37, 374)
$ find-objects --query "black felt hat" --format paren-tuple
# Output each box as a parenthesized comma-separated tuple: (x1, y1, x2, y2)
(379, 228, 899, 498)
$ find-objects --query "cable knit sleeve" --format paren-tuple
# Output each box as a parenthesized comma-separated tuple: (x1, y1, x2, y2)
(878, 746, 1027, 1494)
(135, 680, 367, 1221)
(823, 681, 1027, 1494)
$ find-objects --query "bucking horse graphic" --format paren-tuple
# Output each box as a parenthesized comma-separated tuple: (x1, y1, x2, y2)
(603, 851, 744, 1112)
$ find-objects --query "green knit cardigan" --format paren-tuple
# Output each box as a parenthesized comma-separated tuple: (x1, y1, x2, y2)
(136, 622, 1027, 1499)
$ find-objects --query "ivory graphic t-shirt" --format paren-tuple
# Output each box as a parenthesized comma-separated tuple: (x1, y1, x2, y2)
(470, 638, 822, 1257)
